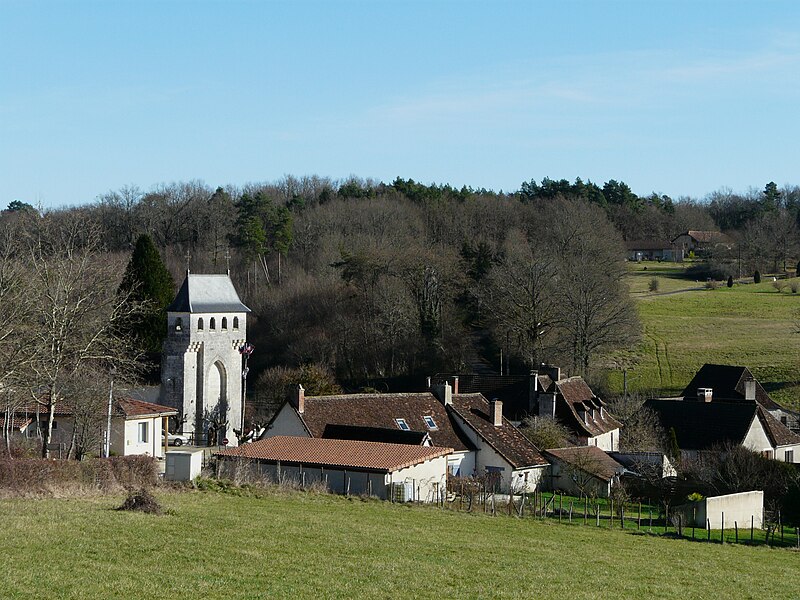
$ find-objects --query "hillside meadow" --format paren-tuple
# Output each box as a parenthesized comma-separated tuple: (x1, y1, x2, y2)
(1, 489, 798, 599)
(616, 264, 800, 410)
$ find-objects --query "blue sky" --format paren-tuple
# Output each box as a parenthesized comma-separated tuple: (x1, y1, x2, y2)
(2, 0, 800, 209)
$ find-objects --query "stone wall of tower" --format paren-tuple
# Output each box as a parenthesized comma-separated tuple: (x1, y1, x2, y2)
(161, 310, 247, 446)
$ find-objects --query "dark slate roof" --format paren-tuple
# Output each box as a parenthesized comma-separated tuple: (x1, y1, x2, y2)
(217, 436, 452, 473)
(167, 273, 251, 313)
(644, 399, 758, 451)
(436, 374, 534, 420)
(448, 393, 548, 469)
(292, 392, 475, 453)
(554, 377, 621, 438)
(756, 406, 800, 447)
(321, 424, 429, 445)
(680, 364, 781, 410)
(544, 446, 625, 482)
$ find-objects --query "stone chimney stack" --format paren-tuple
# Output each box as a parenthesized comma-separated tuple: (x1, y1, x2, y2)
(293, 384, 305, 414)
(491, 399, 503, 426)
(744, 378, 756, 401)
(452, 376, 459, 395)
(698, 387, 713, 403)
(541, 364, 561, 383)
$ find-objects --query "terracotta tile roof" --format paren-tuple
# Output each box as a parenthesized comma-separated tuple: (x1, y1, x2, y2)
(756, 406, 800, 447)
(544, 446, 625, 482)
(114, 398, 177, 419)
(680, 364, 781, 410)
(0, 415, 32, 430)
(293, 392, 475, 452)
(5, 398, 175, 420)
(448, 393, 548, 468)
(554, 377, 621, 438)
(217, 436, 452, 472)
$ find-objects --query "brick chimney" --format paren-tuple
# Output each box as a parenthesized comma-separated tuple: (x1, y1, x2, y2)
(452, 376, 459, 395)
(744, 378, 756, 401)
(293, 384, 305, 414)
(698, 387, 713, 402)
(491, 399, 503, 426)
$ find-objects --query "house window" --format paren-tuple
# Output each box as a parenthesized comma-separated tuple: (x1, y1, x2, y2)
(233, 316, 239, 330)
(448, 461, 460, 476)
(761, 450, 773, 459)
(786, 450, 794, 463)
(198, 318, 204, 331)
(175, 317, 182, 331)
(781, 416, 788, 425)
(138, 422, 149, 443)
(395, 418, 410, 431)
(210, 317, 216, 330)
(222, 317, 228, 330)
(423, 415, 437, 430)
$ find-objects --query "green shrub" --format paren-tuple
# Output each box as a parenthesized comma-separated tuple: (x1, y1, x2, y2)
(727, 276, 733, 288)
(648, 278, 660, 292)
(754, 270, 761, 284)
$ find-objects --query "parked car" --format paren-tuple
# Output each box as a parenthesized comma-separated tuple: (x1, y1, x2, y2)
(167, 432, 190, 447)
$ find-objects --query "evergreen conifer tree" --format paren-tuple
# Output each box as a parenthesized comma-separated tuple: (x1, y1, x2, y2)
(118, 234, 175, 359)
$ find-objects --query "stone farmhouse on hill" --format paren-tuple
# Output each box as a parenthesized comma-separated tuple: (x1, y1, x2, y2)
(624, 240, 676, 262)
(264, 381, 549, 493)
(671, 230, 733, 259)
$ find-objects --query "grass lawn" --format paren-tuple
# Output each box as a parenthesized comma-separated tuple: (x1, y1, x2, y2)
(616, 265, 800, 410)
(1, 489, 799, 599)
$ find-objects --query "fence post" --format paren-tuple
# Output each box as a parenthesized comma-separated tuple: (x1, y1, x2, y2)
(721, 512, 725, 544)
(649, 506, 653, 530)
(707, 519, 711, 542)
(796, 527, 799, 550)
(780, 511, 784, 544)
(751, 515, 754, 543)
(610, 499, 614, 529)
(638, 502, 641, 530)
(569, 501, 573, 523)
(735, 521, 738, 544)
(596, 503, 600, 527)
(621, 505, 625, 529)
(692, 507, 696, 540)
(559, 494, 563, 522)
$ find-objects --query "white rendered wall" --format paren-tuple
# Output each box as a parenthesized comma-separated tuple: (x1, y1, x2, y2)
(265, 405, 310, 438)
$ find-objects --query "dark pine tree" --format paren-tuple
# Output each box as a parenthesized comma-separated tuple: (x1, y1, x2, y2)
(727, 275, 734, 288)
(118, 234, 175, 379)
(754, 270, 761, 284)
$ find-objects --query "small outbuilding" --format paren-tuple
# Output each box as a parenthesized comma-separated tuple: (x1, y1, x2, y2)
(544, 446, 626, 498)
(217, 436, 452, 503)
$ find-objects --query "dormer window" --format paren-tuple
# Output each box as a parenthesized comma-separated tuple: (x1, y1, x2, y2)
(395, 418, 410, 431)
(210, 317, 216, 330)
(222, 317, 228, 330)
(198, 318, 204, 331)
(174, 317, 183, 332)
(423, 415, 437, 430)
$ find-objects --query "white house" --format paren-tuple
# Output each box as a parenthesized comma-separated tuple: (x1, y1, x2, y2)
(3, 398, 176, 458)
(264, 381, 549, 494)
(544, 446, 626, 498)
(161, 272, 250, 447)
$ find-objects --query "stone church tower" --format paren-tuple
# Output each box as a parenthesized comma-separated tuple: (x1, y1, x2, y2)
(161, 273, 250, 446)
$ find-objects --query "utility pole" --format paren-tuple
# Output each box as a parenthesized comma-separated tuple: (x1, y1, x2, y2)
(104, 367, 116, 458)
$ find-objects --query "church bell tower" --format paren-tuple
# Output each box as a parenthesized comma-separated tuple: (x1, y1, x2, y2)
(161, 273, 250, 446)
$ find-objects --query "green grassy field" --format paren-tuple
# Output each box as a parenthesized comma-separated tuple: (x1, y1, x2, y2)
(1, 489, 799, 599)
(617, 263, 800, 410)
